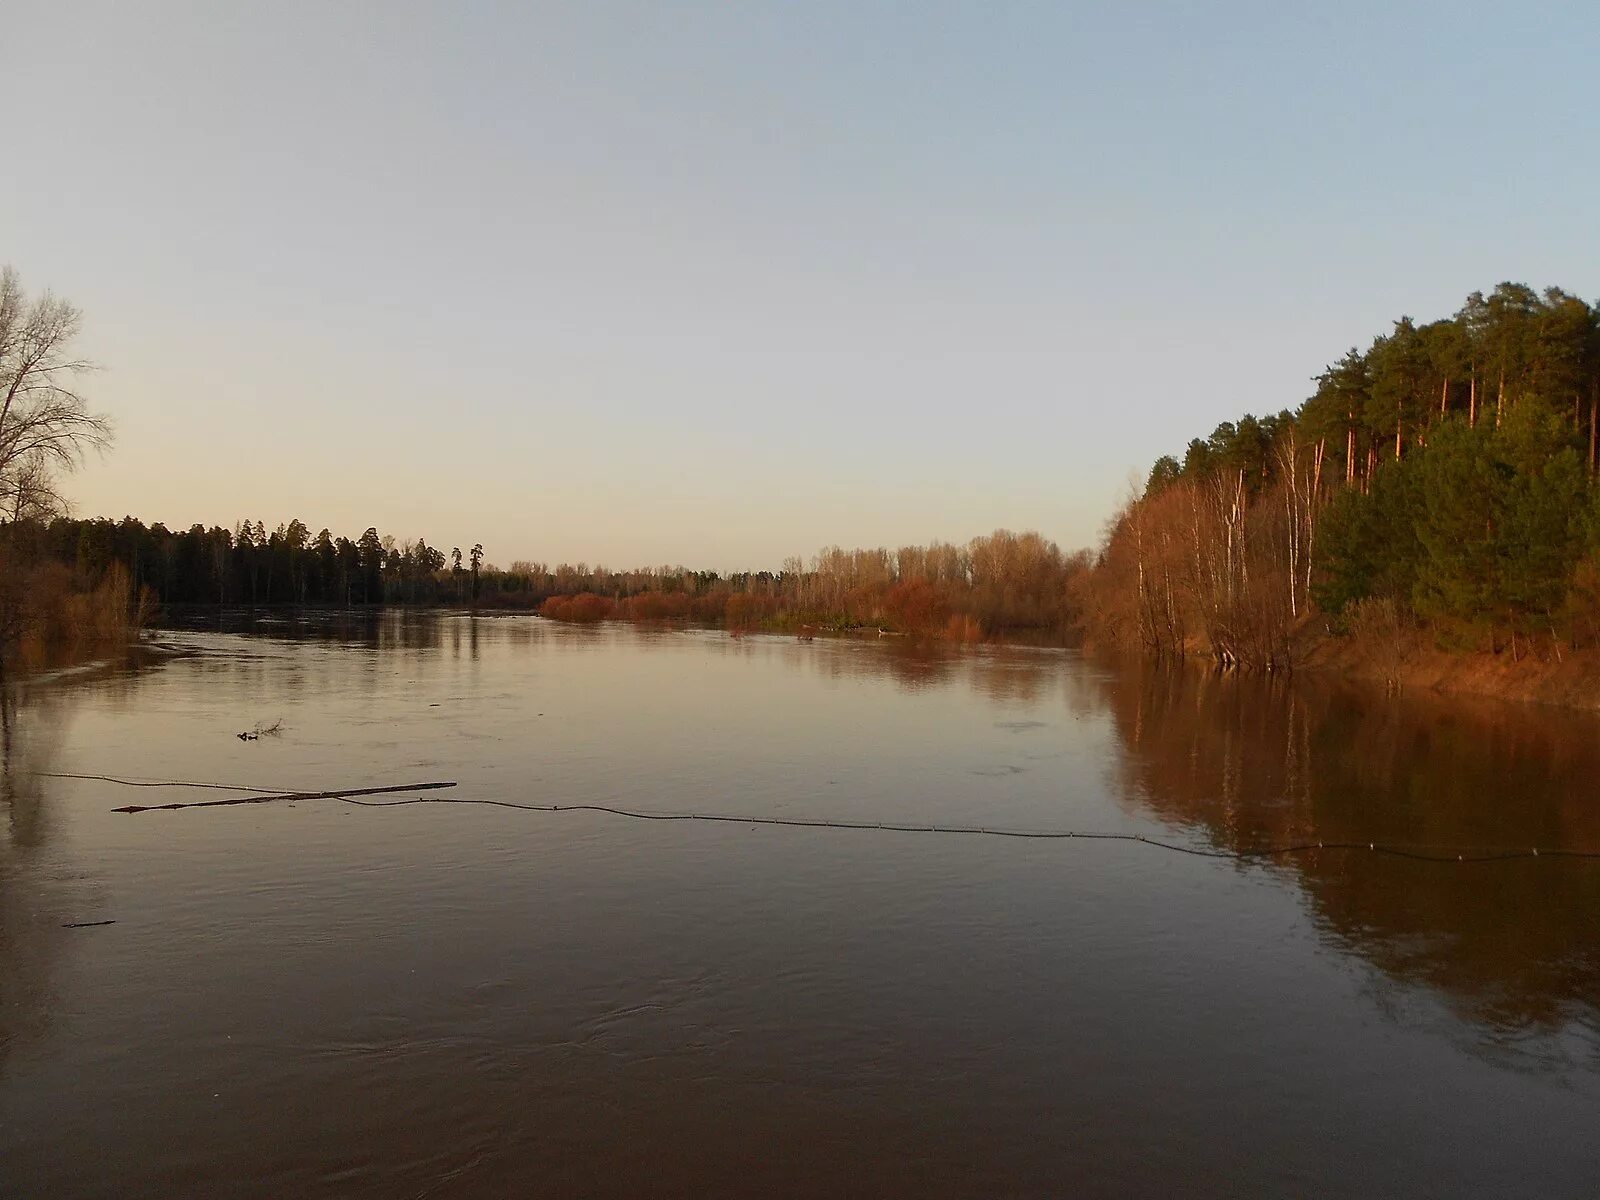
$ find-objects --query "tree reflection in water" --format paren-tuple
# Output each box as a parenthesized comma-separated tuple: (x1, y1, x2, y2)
(0, 680, 73, 1071)
(1101, 660, 1600, 1042)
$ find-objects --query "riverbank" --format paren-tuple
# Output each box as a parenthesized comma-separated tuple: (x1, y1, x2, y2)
(1087, 623, 1600, 712)
(1295, 627, 1600, 711)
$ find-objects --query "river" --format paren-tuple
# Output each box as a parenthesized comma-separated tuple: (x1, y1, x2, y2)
(2, 613, 1597, 1197)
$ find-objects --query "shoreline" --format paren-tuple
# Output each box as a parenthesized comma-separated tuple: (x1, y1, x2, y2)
(1294, 631, 1600, 712)
(1085, 627, 1600, 713)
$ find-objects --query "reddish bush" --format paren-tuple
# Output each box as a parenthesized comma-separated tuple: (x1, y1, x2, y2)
(943, 613, 985, 644)
(885, 579, 948, 634)
(619, 590, 691, 621)
(539, 593, 616, 623)
(690, 590, 731, 622)
(724, 591, 776, 630)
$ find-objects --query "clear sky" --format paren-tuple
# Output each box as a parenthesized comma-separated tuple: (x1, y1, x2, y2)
(5, 2, 1597, 570)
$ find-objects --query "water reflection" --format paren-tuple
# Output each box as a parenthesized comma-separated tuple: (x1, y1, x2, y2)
(158, 611, 1076, 703)
(4, 621, 1600, 1196)
(11, 623, 1600, 1054)
(143, 618, 1600, 1044)
(770, 634, 1068, 702)
(1102, 661, 1600, 1040)
(0, 679, 77, 1071)
(163, 605, 453, 652)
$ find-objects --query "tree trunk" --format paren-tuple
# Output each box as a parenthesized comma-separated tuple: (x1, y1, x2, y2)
(1590, 381, 1598, 476)
(1282, 435, 1299, 619)
(1305, 439, 1324, 607)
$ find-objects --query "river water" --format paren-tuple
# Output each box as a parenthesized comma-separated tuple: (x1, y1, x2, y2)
(2, 614, 1597, 1197)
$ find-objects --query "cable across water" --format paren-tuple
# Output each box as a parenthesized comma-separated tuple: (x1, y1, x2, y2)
(332, 795, 1600, 863)
(40, 770, 1600, 866)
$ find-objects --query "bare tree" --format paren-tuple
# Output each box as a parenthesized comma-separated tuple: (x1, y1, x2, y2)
(3, 452, 62, 525)
(0, 266, 110, 525)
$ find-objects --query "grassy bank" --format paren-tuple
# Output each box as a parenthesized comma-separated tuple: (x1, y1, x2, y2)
(1294, 622, 1600, 710)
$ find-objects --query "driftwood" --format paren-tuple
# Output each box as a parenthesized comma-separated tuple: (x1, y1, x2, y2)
(113, 781, 457, 814)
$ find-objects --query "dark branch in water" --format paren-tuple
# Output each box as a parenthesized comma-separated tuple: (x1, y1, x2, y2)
(111, 781, 456, 813)
(237, 718, 285, 741)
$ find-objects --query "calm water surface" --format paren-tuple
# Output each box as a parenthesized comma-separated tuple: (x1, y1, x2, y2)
(2, 613, 1598, 1197)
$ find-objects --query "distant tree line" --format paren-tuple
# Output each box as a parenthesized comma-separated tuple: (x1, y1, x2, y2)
(18, 516, 474, 607)
(1084, 283, 1600, 667)
(530, 532, 1087, 638)
(11, 516, 1087, 640)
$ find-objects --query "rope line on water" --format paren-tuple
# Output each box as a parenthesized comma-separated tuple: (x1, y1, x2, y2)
(39, 771, 1600, 865)
(332, 795, 1600, 865)
(32, 771, 282, 793)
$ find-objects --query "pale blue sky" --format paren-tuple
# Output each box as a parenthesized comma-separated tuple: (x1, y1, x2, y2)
(5, 2, 1596, 568)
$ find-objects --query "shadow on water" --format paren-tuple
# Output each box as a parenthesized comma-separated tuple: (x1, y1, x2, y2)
(1099, 659, 1600, 1043)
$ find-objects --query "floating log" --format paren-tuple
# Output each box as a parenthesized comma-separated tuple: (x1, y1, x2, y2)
(113, 781, 456, 814)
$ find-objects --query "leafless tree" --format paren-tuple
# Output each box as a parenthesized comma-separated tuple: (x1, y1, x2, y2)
(0, 266, 110, 525)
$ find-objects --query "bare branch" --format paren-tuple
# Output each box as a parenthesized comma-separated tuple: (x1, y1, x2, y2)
(0, 266, 110, 528)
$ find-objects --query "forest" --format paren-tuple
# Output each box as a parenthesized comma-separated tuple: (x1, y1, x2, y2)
(1083, 282, 1600, 668)
(9, 514, 1086, 640)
